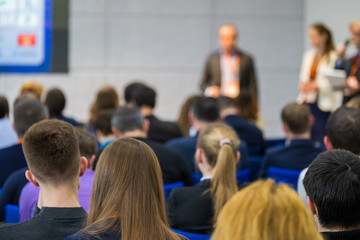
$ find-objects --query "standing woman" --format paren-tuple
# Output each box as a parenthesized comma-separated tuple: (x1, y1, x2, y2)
(297, 23, 341, 144)
(167, 123, 242, 234)
(65, 138, 183, 240)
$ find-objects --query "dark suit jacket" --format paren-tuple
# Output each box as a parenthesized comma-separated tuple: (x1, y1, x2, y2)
(201, 49, 258, 99)
(145, 115, 183, 144)
(0, 143, 27, 188)
(223, 115, 265, 155)
(166, 134, 249, 172)
(259, 139, 323, 178)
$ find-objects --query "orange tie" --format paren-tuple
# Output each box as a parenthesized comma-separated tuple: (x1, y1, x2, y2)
(350, 55, 360, 76)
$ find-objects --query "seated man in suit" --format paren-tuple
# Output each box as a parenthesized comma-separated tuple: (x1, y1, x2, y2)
(259, 102, 323, 178)
(166, 96, 249, 171)
(298, 106, 360, 204)
(218, 96, 265, 156)
(304, 150, 360, 239)
(0, 120, 87, 239)
(107, 106, 192, 186)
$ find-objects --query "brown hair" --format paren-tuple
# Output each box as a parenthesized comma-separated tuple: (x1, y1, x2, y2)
(177, 95, 198, 137)
(197, 123, 239, 223)
(0, 95, 9, 118)
(281, 102, 311, 134)
(22, 119, 80, 183)
(236, 88, 258, 122)
(212, 179, 323, 240)
(311, 23, 335, 63)
(88, 86, 119, 125)
(75, 127, 97, 160)
(84, 138, 181, 240)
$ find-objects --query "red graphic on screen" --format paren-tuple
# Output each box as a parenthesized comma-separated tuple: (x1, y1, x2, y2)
(18, 35, 36, 46)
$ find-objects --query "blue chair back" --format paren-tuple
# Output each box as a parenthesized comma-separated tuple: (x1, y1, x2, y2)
(5, 204, 20, 223)
(164, 182, 185, 200)
(249, 156, 264, 181)
(236, 168, 249, 183)
(0, 188, 2, 197)
(266, 167, 302, 190)
(192, 173, 202, 185)
(172, 228, 211, 240)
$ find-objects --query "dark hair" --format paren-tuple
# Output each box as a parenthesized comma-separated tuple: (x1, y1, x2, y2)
(76, 127, 97, 160)
(218, 96, 237, 111)
(133, 85, 156, 108)
(191, 96, 220, 122)
(124, 82, 146, 104)
(94, 110, 114, 136)
(281, 102, 311, 134)
(303, 150, 360, 229)
(44, 88, 66, 118)
(14, 98, 48, 138)
(23, 120, 80, 183)
(111, 106, 144, 133)
(311, 23, 335, 62)
(326, 107, 360, 155)
(235, 88, 258, 121)
(0, 95, 9, 118)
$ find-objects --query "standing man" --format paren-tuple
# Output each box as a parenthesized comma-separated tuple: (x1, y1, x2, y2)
(201, 24, 258, 102)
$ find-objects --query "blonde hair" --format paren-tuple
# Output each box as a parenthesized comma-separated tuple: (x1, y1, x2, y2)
(84, 138, 180, 240)
(197, 123, 239, 223)
(20, 81, 43, 99)
(212, 179, 323, 240)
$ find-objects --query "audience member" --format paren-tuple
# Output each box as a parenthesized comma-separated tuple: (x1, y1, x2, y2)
(19, 81, 43, 100)
(259, 102, 323, 178)
(19, 127, 97, 222)
(44, 87, 78, 126)
(0, 120, 87, 239)
(219, 96, 265, 155)
(177, 94, 198, 137)
(93, 110, 116, 150)
(0, 95, 18, 149)
(66, 138, 184, 240)
(123, 81, 146, 105)
(212, 179, 323, 240)
(167, 123, 244, 234)
(167, 96, 249, 171)
(304, 150, 360, 239)
(98, 106, 192, 186)
(130, 83, 183, 143)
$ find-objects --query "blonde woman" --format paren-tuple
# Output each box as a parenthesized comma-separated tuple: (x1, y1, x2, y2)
(212, 179, 323, 240)
(66, 138, 184, 240)
(167, 123, 243, 234)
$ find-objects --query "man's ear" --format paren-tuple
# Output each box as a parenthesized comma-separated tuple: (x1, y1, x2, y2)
(88, 155, 96, 170)
(309, 115, 315, 127)
(282, 123, 288, 133)
(188, 112, 194, 126)
(307, 196, 318, 216)
(143, 119, 150, 133)
(235, 151, 240, 164)
(79, 157, 88, 177)
(324, 136, 333, 150)
(25, 170, 39, 187)
(112, 126, 120, 138)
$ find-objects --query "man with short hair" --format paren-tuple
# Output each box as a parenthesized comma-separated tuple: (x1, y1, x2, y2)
(259, 102, 323, 178)
(0, 120, 87, 239)
(108, 106, 192, 186)
(167, 96, 249, 171)
(303, 150, 360, 239)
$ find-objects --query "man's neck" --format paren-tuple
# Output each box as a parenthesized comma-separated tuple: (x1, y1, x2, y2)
(285, 132, 311, 140)
(119, 130, 147, 139)
(37, 182, 80, 209)
(220, 108, 238, 119)
(140, 106, 154, 117)
(193, 120, 211, 133)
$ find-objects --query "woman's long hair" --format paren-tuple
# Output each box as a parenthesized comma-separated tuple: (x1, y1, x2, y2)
(212, 179, 323, 240)
(197, 123, 239, 223)
(311, 23, 335, 63)
(83, 138, 181, 240)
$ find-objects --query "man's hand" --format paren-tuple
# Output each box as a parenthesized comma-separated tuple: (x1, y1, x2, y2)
(204, 86, 221, 98)
(344, 76, 360, 96)
(300, 82, 318, 93)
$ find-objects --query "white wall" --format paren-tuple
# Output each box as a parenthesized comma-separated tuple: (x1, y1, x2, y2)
(0, 0, 305, 138)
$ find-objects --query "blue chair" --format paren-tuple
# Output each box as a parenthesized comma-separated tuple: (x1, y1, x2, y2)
(249, 156, 264, 181)
(192, 173, 202, 185)
(172, 228, 211, 240)
(266, 167, 302, 190)
(164, 182, 184, 201)
(265, 138, 285, 149)
(236, 168, 249, 183)
(0, 188, 2, 197)
(5, 204, 20, 223)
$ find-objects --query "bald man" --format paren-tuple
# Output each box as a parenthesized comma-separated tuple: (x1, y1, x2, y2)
(201, 24, 258, 102)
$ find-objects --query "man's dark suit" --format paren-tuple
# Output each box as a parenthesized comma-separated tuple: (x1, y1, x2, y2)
(0, 144, 27, 188)
(145, 115, 183, 144)
(201, 49, 258, 99)
(259, 139, 323, 178)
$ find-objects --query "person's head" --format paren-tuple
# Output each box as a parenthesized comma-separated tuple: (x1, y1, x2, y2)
(94, 110, 114, 141)
(75, 127, 97, 169)
(13, 98, 48, 138)
(20, 81, 43, 100)
(177, 94, 198, 137)
(0, 95, 9, 119)
(281, 102, 312, 138)
(190, 96, 220, 131)
(124, 82, 147, 105)
(44, 88, 66, 119)
(23, 120, 87, 188)
(219, 24, 238, 53)
(196, 123, 240, 222)
(84, 138, 180, 240)
(212, 179, 323, 240)
(235, 88, 258, 121)
(303, 150, 360, 230)
(309, 23, 335, 60)
(324, 106, 360, 154)
(89, 86, 119, 124)
(111, 106, 148, 138)
(218, 96, 238, 118)
(132, 85, 156, 109)
(350, 19, 360, 49)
